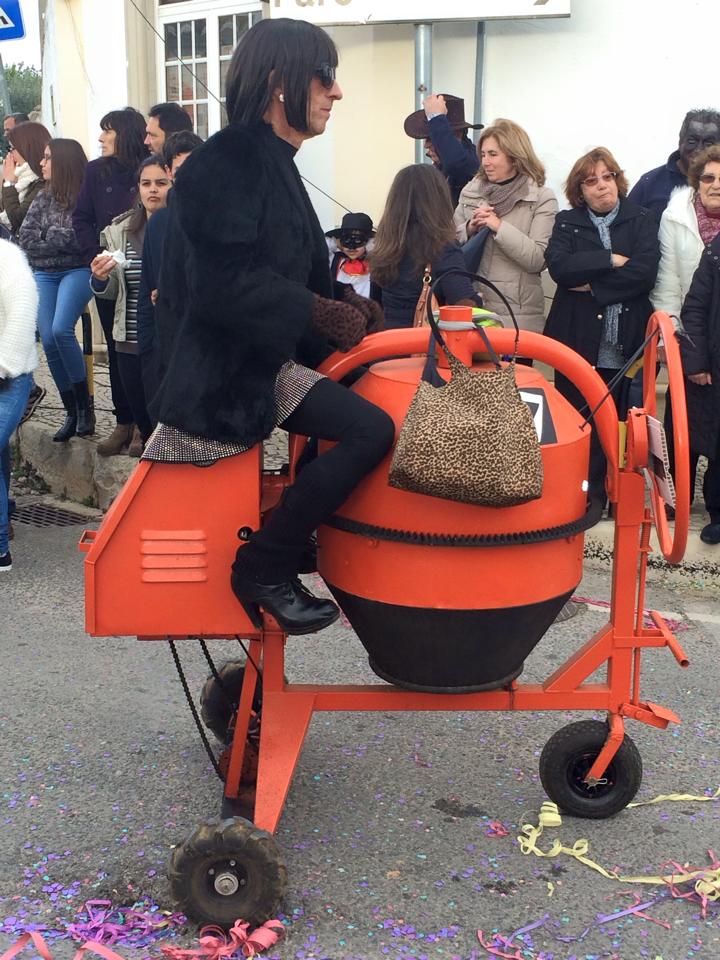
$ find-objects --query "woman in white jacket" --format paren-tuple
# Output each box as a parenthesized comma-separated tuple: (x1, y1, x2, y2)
(651, 144, 720, 509)
(0, 240, 38, 571)
(652, 144, 720, 316)
(454, 118, 558, 333)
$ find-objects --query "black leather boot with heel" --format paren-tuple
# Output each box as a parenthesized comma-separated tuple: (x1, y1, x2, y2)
(72, 380, 96, 437)
(53, 390, 77, 442)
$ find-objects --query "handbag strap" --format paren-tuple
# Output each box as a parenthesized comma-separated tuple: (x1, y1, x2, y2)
(425, 269, 522, 365)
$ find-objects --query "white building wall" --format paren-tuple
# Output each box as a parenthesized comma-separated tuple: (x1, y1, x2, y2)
(80, 0, 129, 156)
(481, 0, 718, 207)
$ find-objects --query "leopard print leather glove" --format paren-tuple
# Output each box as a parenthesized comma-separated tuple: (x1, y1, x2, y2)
(311, 295, 368, 352)
(342, 286, 385, 334)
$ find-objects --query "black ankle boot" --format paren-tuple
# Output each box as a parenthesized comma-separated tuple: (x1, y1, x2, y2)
(72, 380, 96, 437)
(230, 570, 339, 635)
(53, 390, 77, 442)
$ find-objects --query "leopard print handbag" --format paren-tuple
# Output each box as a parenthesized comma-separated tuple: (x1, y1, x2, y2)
(389, 305, 543, 507)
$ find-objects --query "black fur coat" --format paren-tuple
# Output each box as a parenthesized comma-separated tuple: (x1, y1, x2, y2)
(151, 122, 333, 444)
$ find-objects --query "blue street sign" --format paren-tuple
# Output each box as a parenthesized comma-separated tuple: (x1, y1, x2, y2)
(0, 0, 25, 41)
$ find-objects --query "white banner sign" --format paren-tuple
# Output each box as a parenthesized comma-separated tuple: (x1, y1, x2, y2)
(269, 0, 570, 26)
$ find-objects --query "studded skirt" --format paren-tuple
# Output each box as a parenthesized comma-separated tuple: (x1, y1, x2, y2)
(142, 360, 325, 465)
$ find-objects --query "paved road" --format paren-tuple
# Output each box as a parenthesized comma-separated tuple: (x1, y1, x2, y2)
(2, 519, 719, 960)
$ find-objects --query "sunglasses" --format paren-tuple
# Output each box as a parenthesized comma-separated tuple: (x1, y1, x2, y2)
(581, 171, 619, 188)
(315, 62, 336, 89)
(699, 173, 720, 185)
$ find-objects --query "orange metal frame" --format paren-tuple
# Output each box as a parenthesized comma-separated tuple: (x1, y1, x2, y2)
(218, 313, 691, 833)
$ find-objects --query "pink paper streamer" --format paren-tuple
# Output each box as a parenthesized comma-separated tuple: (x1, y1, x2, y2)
(161, 920, 283, 960)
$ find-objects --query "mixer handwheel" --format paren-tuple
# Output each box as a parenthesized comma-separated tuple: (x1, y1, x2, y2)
(168, 817, 286, 928)
(539, 720, 642, 819)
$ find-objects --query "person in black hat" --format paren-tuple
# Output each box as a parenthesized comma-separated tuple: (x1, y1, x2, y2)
(404, 94, 481, 205)
(325, 212, 377, 300)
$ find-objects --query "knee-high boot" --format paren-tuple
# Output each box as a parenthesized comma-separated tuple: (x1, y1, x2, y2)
(53, 390, 77, 442)
(72, 380, 96, 437)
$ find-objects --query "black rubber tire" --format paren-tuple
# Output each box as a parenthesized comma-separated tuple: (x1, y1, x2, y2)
(539, 719, 643, 819)
(168, 817, 287, 928)
(200, 660, 262, 742)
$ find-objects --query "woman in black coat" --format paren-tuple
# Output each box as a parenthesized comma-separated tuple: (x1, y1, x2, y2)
(680, 234, 720, 543)
(149, 19, 393, 636)
(544, 146, 659, 501)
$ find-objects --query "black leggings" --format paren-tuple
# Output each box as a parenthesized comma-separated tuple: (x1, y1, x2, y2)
(96, 297, 133, 425)
(233, 377, 395, 582)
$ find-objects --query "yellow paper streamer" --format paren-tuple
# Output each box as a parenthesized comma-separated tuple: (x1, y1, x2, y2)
(518, 791, 720, 902)
(628, 785, 720, 808)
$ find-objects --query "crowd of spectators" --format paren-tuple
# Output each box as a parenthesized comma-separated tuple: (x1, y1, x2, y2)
(1, 32, 720, 576)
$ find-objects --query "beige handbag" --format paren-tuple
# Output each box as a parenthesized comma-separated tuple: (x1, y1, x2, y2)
(412, 264, 440, 328)
(389, 273, 543, 507)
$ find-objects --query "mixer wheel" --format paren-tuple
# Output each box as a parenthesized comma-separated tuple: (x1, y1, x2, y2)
(539, 720, 642, 819)
(200, 660, 263, 743)
(168, 816, 287, 928)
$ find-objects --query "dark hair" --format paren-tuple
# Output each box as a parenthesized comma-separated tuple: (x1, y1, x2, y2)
(126, 154, 170, 236)
(4, 112, 29, 124)
(371, 165, 457, 288)
(689, 144, 720, 191)
(148, 102, 194, 135)
(680, 109, 720, 141)
(7, 121, 51, 177)
(564, 147, 628, 208)
(225, 17, 338, 131)
(163, 130, 203, 169)
(47, 138, 88, 210)
(99, 107, 148, 172)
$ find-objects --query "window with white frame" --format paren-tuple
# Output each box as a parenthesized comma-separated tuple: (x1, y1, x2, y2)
(157, 1, 262, 138)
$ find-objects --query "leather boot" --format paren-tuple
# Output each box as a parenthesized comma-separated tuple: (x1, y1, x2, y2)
(230, 570, 339, 635)
(53, 390, 77, 442)
(72, 380, 96, 437)
(96, 423, 134, 457)
(128, 426, 144, 458)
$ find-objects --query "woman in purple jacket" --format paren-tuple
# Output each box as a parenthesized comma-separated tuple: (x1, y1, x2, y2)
(72, 107, 148, 455)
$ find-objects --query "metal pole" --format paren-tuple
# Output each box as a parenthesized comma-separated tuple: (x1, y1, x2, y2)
(474, 21, 485, 139)
(414, 23, 432, 164)
(0, 52, 12, 131)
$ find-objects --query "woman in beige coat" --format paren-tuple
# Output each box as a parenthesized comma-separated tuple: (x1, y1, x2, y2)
(454, 119, 558, 332)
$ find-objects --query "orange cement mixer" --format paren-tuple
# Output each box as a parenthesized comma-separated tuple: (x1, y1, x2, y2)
(79, 308, 689, 928)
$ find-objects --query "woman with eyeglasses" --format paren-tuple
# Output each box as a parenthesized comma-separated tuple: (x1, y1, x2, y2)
(1, 121, 50, 236)
(654, 145, 720, 540)
(148, 18, 392, 636)
(544, 147, 660, 503)
(652, 145, 720, 318)
(18, 139, 95, 442)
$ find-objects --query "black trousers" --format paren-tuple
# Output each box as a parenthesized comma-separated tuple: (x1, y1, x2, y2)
(140, 348, 160, 431)
(96, 297, 133, 425)
(663, 391, 698, 503)
(233, 377, 395, 582)
(555, 367, 627, 504)
(116, 351, 152, 441)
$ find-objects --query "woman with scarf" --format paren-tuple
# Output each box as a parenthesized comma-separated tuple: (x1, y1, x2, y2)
(1, 121, 50, 236)
(544, 146, 660, 503)
(453, 118, 557, 333)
